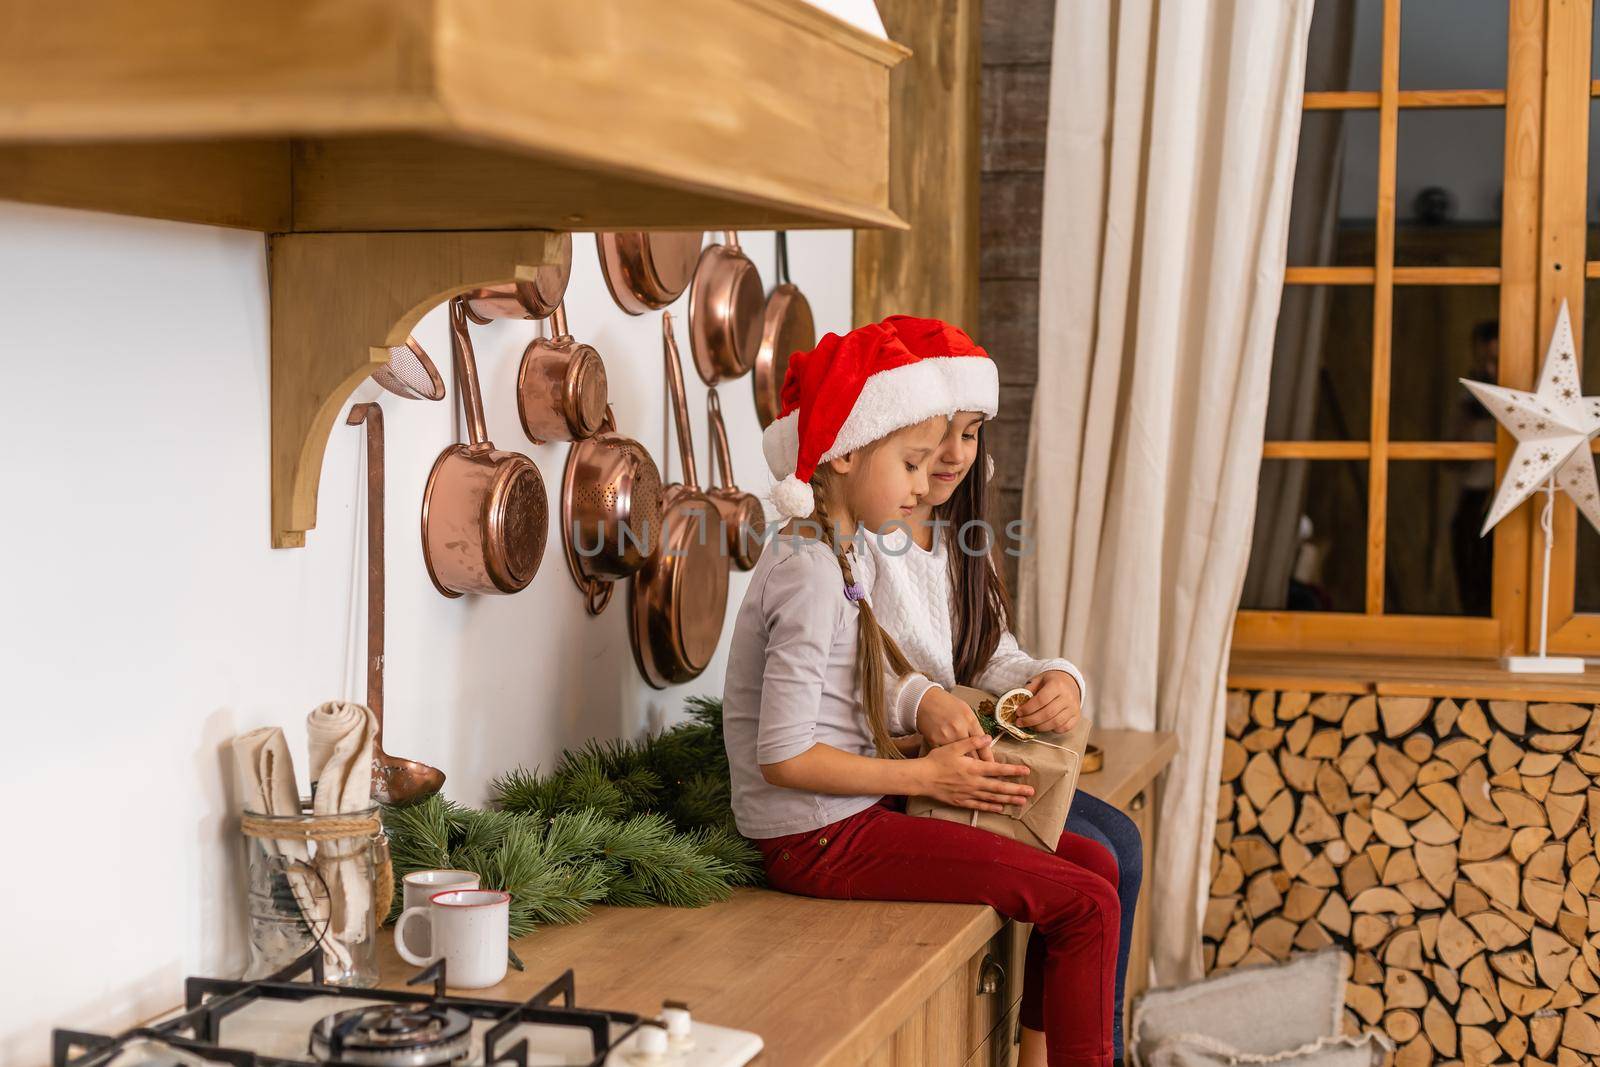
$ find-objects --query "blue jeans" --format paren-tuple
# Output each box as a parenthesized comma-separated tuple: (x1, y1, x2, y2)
(1065, 790, 1143, 1062)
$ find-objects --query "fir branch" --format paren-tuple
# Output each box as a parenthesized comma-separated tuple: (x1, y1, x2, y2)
(385, 693, 758, 935)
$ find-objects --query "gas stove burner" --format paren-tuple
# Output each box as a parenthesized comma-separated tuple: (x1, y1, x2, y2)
(308, 1005, 471, 1067)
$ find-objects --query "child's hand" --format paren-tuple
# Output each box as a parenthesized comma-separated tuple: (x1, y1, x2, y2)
(916, 687, 995, 761)
(917, 735, 1033, 813)
(1015, 671, 1082, 733)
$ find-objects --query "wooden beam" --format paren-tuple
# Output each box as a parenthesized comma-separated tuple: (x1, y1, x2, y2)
(0, 141, 290, 231)
(853, 0, 981, 327)
(0, 0, 908, 232)
(1366, 0, 1401, 615)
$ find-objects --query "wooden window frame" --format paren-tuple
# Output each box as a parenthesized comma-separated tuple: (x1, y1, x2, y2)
(1235, 0, 1600, 660)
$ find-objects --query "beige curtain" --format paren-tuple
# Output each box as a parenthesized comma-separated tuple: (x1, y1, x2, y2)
(1017, 0, 1313, 983)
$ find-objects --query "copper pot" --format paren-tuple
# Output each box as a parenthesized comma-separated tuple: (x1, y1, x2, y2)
(517, 301, 609, 444)
(705, 387, 766, 571)
(462, 231, 574, 322)
(561, 407, 665, 615)
(689, 231, 764, 385)
(597, 231, 704, 315)
(629, 312, 731, 688)
(420, 297, 548, 598)
(754, 232, 815, 427)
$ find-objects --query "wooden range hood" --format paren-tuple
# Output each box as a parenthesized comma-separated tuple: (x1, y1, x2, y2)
(0, 0, 907, 546)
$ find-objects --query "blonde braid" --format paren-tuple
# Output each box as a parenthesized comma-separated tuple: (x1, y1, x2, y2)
(811, 480, 914, 759)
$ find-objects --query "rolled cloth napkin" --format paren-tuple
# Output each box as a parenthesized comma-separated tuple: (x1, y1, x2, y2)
(306, 701, 379, 948)
(232, 727, 350, 971)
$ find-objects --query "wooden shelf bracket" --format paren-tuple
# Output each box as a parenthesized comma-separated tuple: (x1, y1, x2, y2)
(270, 229, 566, 548)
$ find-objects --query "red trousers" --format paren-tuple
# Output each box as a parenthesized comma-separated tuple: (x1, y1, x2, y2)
(755, 798, 1120, 1067)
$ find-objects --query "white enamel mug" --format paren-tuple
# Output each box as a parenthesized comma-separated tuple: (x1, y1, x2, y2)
(395, 889, 510, 988)
(398, 870, 481, 957)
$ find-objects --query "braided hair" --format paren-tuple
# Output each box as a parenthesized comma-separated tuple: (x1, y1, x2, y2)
(810, 477, 914, 759)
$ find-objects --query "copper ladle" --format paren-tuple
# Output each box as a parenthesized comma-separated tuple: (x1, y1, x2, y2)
(348, 403, 445, 806)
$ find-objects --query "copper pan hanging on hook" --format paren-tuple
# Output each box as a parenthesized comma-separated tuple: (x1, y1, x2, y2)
(462, 232, 574, 322)
(753, 232, 814, 427)
(596, 231, 704, 314)
(420, 298, 548, 598)
(628, 312, 730, 687)
(517, 301, 609, 445)
(705, 387, 766, 571)
(688, 231, 763, 385)
(561, 407, 664, 616)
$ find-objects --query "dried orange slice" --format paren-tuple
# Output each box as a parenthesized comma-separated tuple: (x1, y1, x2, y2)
(994, 687, 1035, 739)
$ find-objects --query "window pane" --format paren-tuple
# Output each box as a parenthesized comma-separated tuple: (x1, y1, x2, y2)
(1587, 100, 1600, 250)
(1579, 508, 1600, 615)
(1289, 111, 1378, 268)
(1399, 0, 1506, 91)
(1306, 0, 1377, 94)
(1266, 285, 1373, 441)
(1242, 460, 1367, 613)
(1390, 284, 1501, 440)
(1385, 460, 1496, 616)
(1395, 109, 1504, 267)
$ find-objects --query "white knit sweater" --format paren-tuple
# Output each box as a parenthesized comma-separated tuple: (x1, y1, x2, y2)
(857, 526, 1087, 735)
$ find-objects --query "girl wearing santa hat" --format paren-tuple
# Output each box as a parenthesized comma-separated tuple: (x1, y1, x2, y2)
(721, 320, 1120, 1067)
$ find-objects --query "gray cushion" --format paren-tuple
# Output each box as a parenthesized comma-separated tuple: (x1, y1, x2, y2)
(1144, 1034, 1390, 1067)
(1132, 949, 1349, 1065)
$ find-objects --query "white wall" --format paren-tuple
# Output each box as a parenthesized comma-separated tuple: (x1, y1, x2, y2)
(0, 204, 851, 1065)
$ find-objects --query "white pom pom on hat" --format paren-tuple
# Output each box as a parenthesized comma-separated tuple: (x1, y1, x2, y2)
(769, 475, 816, 520)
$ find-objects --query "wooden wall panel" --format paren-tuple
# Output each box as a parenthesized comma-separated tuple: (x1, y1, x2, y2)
(978, 0, 1054, 589)
(852, 0, 982, 329)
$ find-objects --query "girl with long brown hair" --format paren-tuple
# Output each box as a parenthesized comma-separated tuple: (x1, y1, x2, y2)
(851, 316, 1145, 1067)
(723, 320, 1120, 1067)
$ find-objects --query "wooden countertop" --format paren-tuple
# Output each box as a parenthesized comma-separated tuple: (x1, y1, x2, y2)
(376, 727, 1176, 1066)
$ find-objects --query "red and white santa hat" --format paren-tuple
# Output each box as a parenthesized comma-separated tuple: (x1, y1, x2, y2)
(881, 315, 998, 418)
(761, 318, 996, 519)
(761, 317, 998, 514)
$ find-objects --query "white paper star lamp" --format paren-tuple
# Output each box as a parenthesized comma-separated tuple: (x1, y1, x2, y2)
(1460, 300, 1600, 673)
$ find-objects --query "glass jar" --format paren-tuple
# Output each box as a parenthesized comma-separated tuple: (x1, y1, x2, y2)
(241, 805, 384, 987)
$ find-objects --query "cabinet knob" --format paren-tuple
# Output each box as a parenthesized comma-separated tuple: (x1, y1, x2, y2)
(976, 953, 1005, 995)
(1128, 791, 1146, 812)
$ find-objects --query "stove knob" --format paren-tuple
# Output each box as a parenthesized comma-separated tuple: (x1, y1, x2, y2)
(626, 1022, 669, 1065)
(661, 1001, 693, 1049)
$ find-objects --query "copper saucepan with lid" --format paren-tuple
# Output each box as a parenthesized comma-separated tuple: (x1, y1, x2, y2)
(597, 231, 704, 315)
(561, 406, 665, 615)
(420, 297, 548, 598)
(517, 300, 609, 444)
(705, 387, 766, 571)
(753, 231, 815, 427)
(689, 231, 764, 385)
(462, 231, 574, 322)
(629, 312, 731, 688)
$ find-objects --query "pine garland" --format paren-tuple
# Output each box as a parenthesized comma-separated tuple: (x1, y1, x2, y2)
(382, 695, 761, 938)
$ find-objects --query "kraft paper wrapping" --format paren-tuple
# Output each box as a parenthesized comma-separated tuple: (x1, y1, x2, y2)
(904, 685, 1092, 853)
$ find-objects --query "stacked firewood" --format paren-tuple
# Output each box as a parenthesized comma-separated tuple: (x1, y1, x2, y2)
(1206, 690, 1600, 1066)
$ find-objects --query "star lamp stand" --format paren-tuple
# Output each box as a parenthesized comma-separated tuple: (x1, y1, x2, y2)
(1504, 480, 1585, 674)
(1461, 300, 1600, 675)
